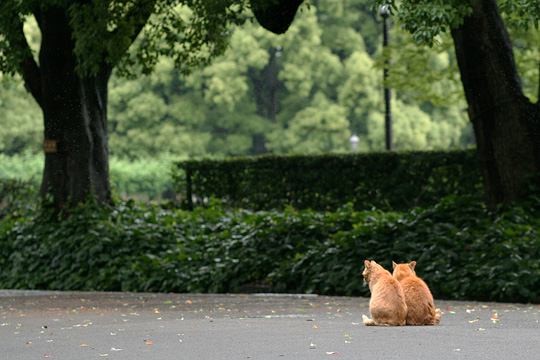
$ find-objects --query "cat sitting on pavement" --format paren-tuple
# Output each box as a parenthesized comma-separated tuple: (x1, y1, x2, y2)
(392, 261, 441, 325)
(362, 260, 407, 326)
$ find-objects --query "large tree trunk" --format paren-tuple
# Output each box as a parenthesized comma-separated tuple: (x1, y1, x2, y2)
(451, 0, 540, 207)
(37, 7, 112, 209)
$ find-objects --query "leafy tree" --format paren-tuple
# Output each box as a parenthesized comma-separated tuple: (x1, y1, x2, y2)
(268, 92, 350, 153)
(375, 0, 540, 206)
(0, 0, 296, 209)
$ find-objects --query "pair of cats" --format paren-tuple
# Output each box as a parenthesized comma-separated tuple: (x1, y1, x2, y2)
(362, 260, 441, 326)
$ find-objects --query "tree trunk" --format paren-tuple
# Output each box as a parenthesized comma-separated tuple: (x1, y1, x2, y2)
(249, 47, 282, 154)
(451, 0, 540, 207)
(37, 7, 112, 209)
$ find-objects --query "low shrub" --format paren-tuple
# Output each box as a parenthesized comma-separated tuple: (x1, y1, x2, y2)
(0, 195, 539, 302)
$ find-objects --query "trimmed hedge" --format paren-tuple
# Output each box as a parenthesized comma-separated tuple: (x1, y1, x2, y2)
(1, 195, 539, 302)
(176, 150, 482, 211)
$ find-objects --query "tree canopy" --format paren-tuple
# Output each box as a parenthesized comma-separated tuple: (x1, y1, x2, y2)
(1, 0, 484, 159)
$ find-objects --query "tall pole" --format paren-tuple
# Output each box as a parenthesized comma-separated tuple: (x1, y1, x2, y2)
(380, 5, 392, 151)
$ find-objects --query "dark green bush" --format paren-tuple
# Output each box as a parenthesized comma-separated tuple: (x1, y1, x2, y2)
(1, 195, 539, 302)
(176, 150, 482, 211)
(277, 195, 540, 302)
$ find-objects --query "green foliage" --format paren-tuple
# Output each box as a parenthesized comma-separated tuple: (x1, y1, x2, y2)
(276, 195, 540, 302)
(0, 77, 42, 155)
(498, 0, 540, 30)
(110, 1, 477, 155)
(2, 1, 478, 160)
(2, 0, 537, 160)
(0, 179, 36, 219)
(0, 153, 177, 200)
(512, 26, 540, 102)
(379, 0, 539, 46)
(0, 153, 42, 182)
(383, 0, 472, 45)
(379, 0, 539, 126)
(268, 93, 351, 153)
(177, 150, 482, 211)
(1, 0, 247, 77)
(1, 195, 539, 302)
(110, 155, 179, 200)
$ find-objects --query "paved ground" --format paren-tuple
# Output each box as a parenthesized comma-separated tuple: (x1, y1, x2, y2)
(0, 291, 539, 359)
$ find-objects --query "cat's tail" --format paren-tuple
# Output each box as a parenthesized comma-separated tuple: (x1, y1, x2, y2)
(434, 308, 442, 324)
(362, 314, 376, 326)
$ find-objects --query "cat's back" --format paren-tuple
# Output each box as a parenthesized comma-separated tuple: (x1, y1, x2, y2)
(372, 272, 407, 308)
(400, 276, 437, 325)
(370, 272, 407, 325)
(400, 275, 434, 302)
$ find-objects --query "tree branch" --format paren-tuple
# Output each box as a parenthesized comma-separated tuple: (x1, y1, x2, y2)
(11, 17, 43, 107)
(108, 0, 157, 67)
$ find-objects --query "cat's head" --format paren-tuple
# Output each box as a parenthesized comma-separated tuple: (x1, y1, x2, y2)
(392, 261, 417, 281)
(362, 260, 384, 284)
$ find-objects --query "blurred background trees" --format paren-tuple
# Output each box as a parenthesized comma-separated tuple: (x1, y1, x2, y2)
(1, 0, 478, 161)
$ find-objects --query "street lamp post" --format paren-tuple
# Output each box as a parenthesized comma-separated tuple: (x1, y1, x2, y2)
(379, 4, 392, 151)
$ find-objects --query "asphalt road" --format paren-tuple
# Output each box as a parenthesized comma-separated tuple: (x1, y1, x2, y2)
(0, 291, 539, 360)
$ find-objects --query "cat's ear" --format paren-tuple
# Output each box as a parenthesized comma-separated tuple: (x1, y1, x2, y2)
(392, 261, 397, 269)
(364, 260, 371, 268)
(409, 261, 416, 270)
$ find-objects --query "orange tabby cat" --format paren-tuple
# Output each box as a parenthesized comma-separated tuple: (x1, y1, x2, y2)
(392, 261, 441, 325)
(362, 260, 407, 326)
